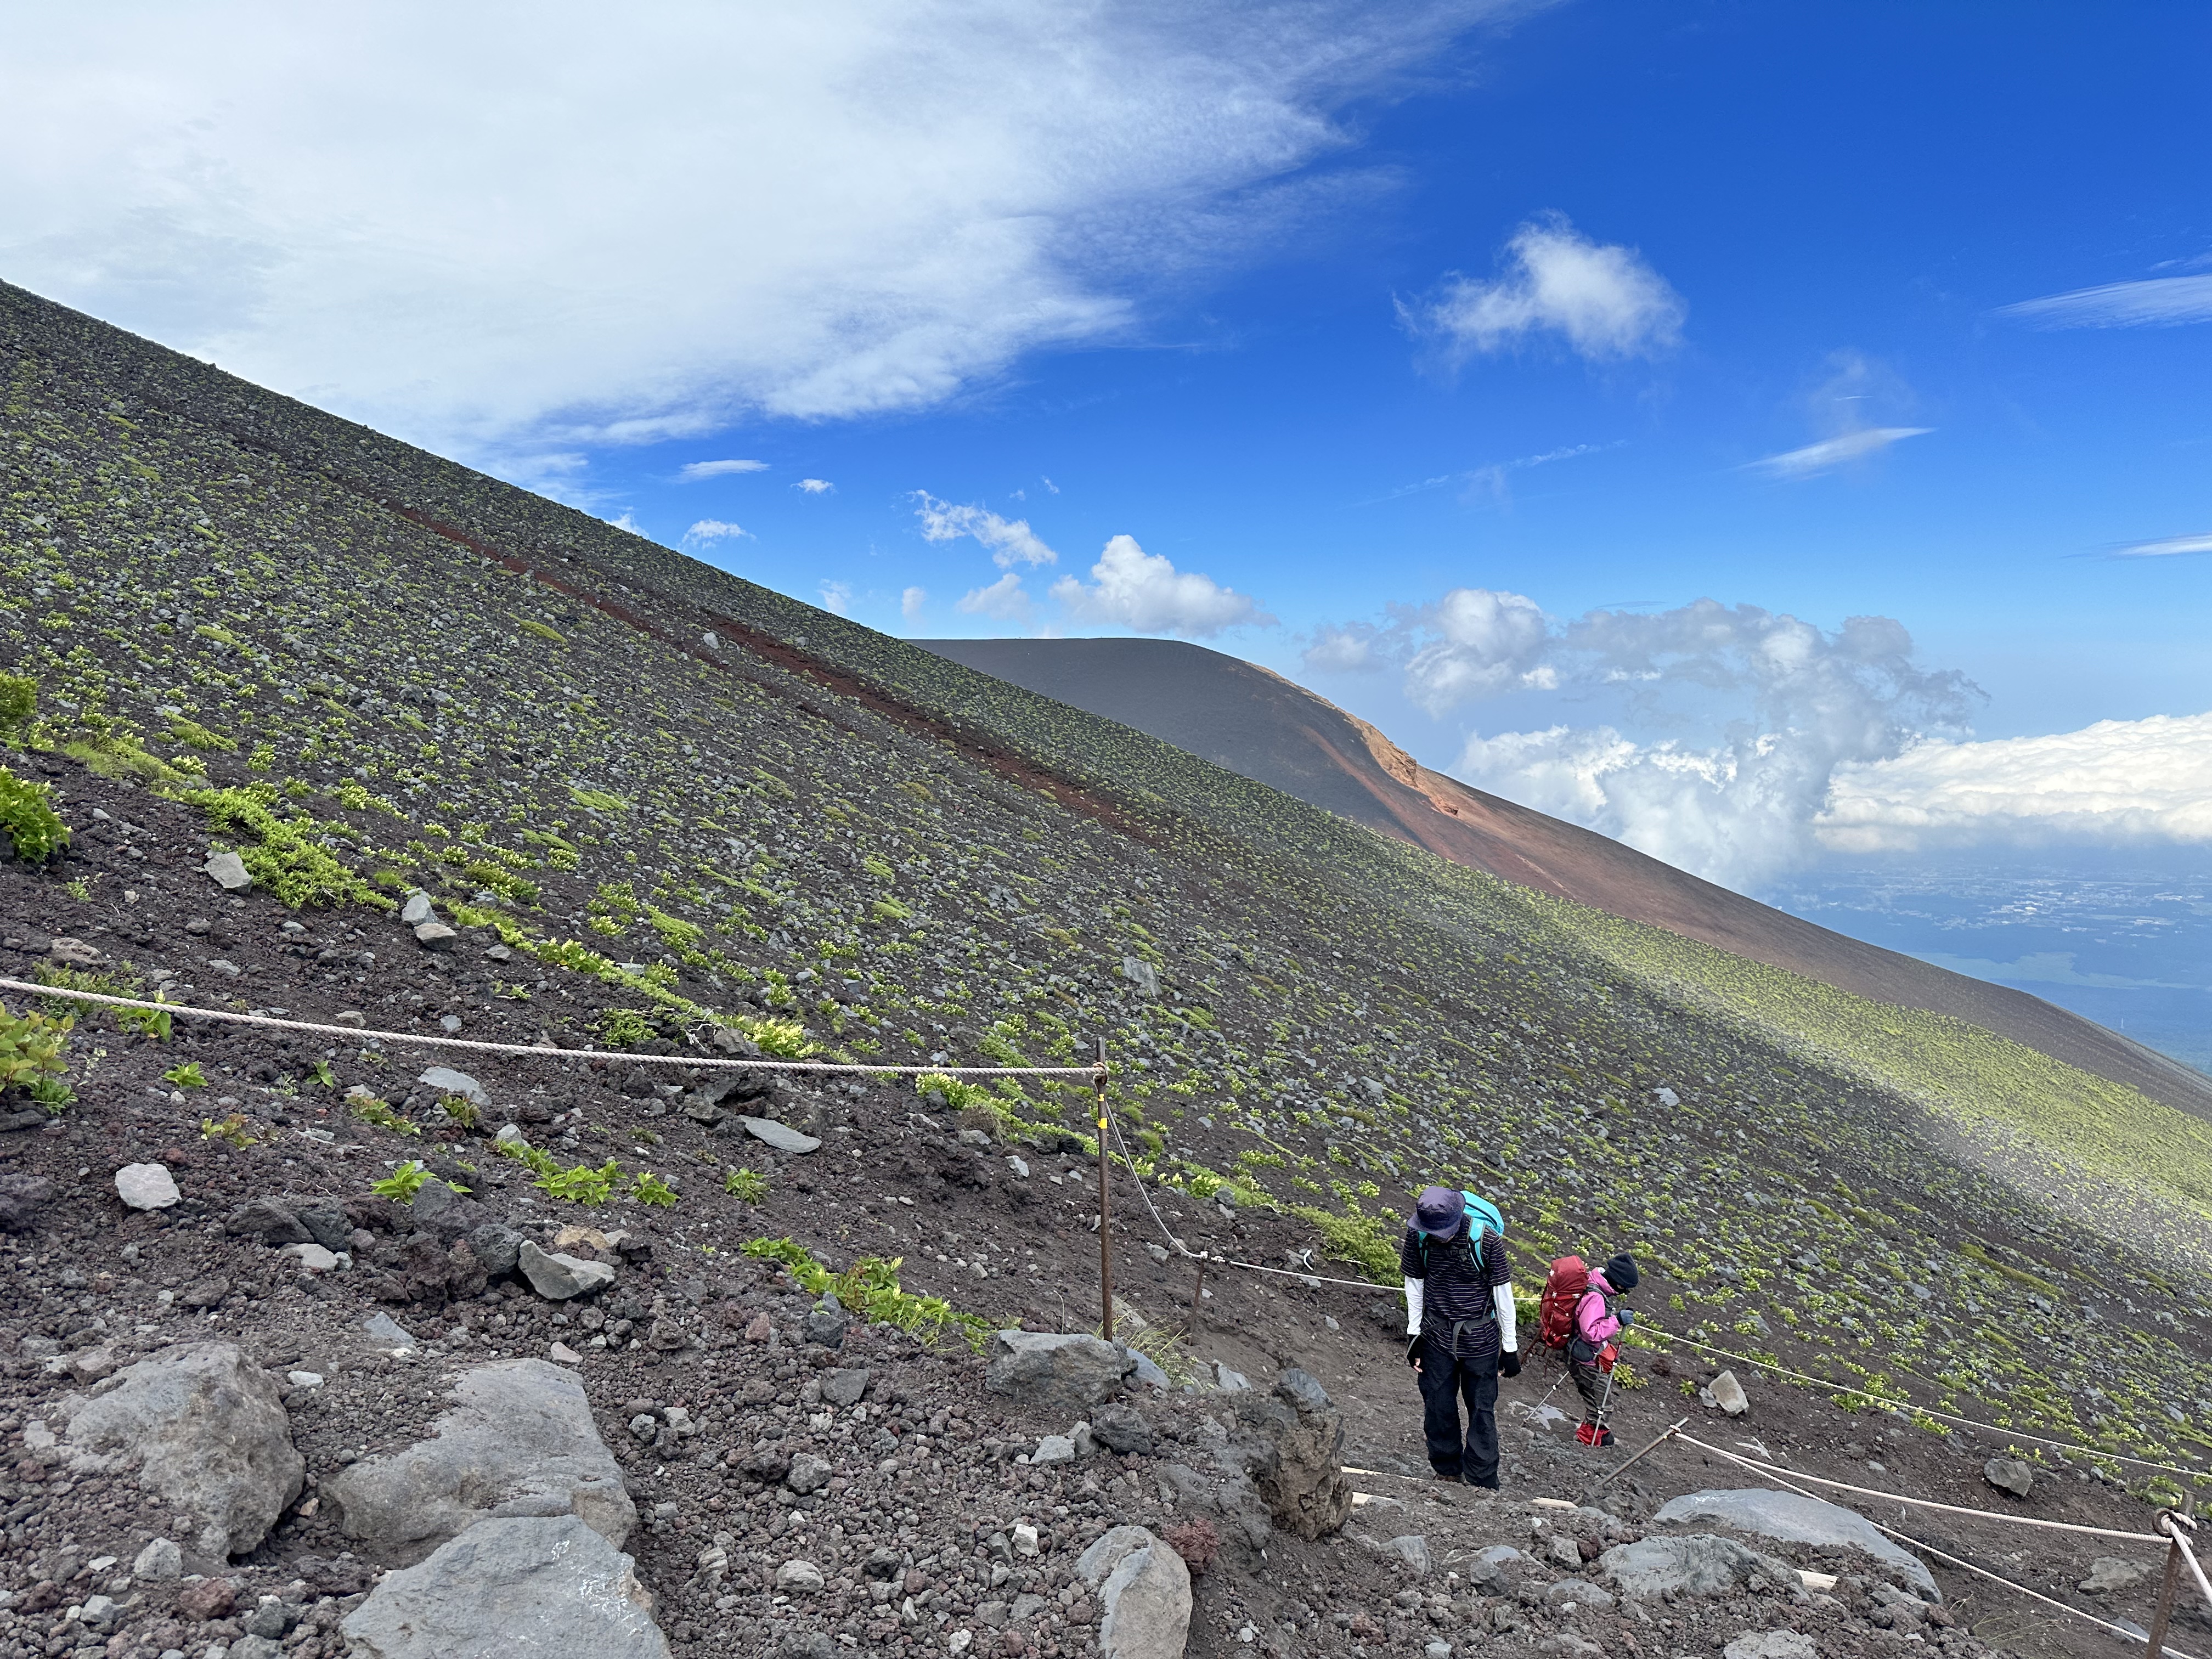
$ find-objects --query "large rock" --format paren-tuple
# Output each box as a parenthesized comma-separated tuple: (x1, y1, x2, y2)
(1707, 1370, 1750, 1416)
(1654, 1489, 1938, 1600)
(340, 1515, 669, 1658)
(1232, 1369, 1353, 1539)
(202, 851, 252, 891)
(740, 1115, 821, 1154)
(1723, 1635, 1816, 1659)
(1983, 1456, 2035, 1499)
(324, 1358, 635, 1565)
(63, 1342, 303, 1559)
(1600, 1534, 1804, 1601)
(1077, 1525, 1193, 1659)
(518, 1239, 616, 1300)
(417, 1066, 489, 1108)
(986, 1330, 1136, 1414)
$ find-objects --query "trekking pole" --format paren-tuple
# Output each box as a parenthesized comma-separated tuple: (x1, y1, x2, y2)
(2149, 1511, 2198, 1657)
(1095, 1039, 1114, 1342)
(1588, 1418, 1688, 1497)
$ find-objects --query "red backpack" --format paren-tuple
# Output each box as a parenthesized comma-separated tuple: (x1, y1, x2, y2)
(1538, 1256, 1592, 1351)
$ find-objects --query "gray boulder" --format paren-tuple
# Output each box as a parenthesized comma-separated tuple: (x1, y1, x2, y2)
(63, 1342, 303, 1559)
(518, 1239, 616, 1300)
(114, 1163, 179, 1210)
(1654, 1488, 1938, 1600)
(227, 1199, 311, 1245)
(741, 1115, 821, 1154)
(986, 1330, 1136, 1414)
(1723, 1635, 1816, 1659)
(821, 1368, 871, 1408)
(202, 851, 252, 891)
(417, 1065, 489, 1108)
(340, 1515, 669, 1658)
(467, 1222, 525, 1277)
(1077, 1525, 1193, 1659)
(1983, 1455, 2035, 1499)
(2081, 1556, 2148, 1594)
(1233, 1368, 1354, 1539)
(295, 1204, 354, 1252)
(1091, 1403, 1155, 1455)
(1601, 1534, 1804, 1601)
(324, 1358, 635, 1565)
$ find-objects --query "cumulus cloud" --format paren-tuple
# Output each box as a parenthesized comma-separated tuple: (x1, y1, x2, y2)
(1049, 534, 1270, 637)
(1747, 426, 1931, 479)
(1819, 712, 2212, 852)
(2112, 533, 2212, 558)
(1317, 588, 1977, 886)
(0, 2, 1505, 466)
(1304, 621, 1382, 672)
(819, 580, 853, 616)
(795, 478, 834, 495)
(901, 585, 927, 622)
(1999, 272, 2212, 329)
(684, 518, 746, 543)
(679, 458, 768, 480)
(914, 493, 1058, 568)
(958, 572, 1031, 622)
(1405, 214, 1684, 363)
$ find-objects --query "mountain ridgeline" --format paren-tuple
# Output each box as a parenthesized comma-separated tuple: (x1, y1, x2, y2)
(5, 274, 2212, 1516)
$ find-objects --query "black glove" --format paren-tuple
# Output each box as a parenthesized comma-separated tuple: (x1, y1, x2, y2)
(1406, 1335, 1423, 1368)
(1499, 1349, 1522, 1378)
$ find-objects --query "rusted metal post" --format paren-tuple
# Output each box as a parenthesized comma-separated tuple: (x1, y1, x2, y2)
(2148, 1519, 2186, 1658)
(1190, 1263, 1205, 1337)
(1096, 1039, 1114, 1341)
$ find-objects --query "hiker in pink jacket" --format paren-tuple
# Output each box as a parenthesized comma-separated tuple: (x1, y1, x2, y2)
(1568, 1253, 1639, 1446)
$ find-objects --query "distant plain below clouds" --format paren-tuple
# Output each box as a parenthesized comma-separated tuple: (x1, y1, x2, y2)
(1403, 213, 1685, 365)
(1998, 270, 2212, 329)
(1819, 710, 2212, 851)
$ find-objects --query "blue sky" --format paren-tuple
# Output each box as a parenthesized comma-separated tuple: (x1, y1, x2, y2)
(8, 1, 2212, 1046)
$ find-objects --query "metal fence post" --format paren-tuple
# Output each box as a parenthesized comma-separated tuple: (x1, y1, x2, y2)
(1095, 1039, 1114, 1341)
(2148, 1515, 2186, 1659)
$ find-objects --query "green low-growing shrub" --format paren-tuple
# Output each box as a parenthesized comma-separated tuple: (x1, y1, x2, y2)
(740, 1238, 991, 1351)
(1, 1000, 73, 1103)
(0, 767, 70, 865)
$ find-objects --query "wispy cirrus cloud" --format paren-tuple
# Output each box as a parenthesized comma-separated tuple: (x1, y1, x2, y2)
(1746, 426, 1931, 480)
(1998, 273, 2212, 329)
(1403, 213, 1685, 364)
(2109, 533, 2212, 559)
(678, 458, 768, 481)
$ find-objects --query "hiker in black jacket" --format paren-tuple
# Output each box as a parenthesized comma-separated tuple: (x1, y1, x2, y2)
(1401, 1185, 1519, 1487)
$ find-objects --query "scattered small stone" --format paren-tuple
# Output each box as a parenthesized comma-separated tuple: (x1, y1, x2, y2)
(202, 851, 252, 891)
(822, 1367, 871, 1407)
(419, 1065, 490, 1107)
(775, 1558, 826, 1592)
(518, 1239, 617, 1300)
(1707, 1370, 1750, 1417)
(413, 921, 458, 951)
(740, 1115, 821, 1154)
(114, 1161, 180, 1210)
(131, 1538, 183, 1582)
(399, 892, 436, 925)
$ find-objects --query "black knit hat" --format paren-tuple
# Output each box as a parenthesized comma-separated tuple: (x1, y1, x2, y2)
(1604, 1253, 1640, 1292)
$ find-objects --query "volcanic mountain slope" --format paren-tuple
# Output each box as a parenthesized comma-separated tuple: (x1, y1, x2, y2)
(2, 278, 2212, 1655)
(918, 636, 2212, 1121)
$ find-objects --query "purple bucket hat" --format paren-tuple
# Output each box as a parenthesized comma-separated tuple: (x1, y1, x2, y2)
(1413, 1185, 1465, 1240)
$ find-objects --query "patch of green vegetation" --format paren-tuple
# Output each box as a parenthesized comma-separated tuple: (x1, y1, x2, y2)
(725, 1166, 769, 1202)
(162, 1060, 207, 1088)
(371, 1160, 432, 1201)
(166, 714, 236, 752)
(632, 1170, 679, 1206)
(200, 1112, 258, 1148)
(595, 1008, 659, 1047)
(536, 1156, 621, 1205)
(0, 766, 70, 864)
(0, 670, 36, 737)
(349, 1092, 421, 1136)
(741, 1237, 992, 1351)
(0, 1000, 73, 1105)
(184, 782, 395, 910)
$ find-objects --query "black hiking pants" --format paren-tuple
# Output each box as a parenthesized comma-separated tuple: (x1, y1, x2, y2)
(1415, 1338, 1499, 1487)
(1568, 1349, 1610, 1423)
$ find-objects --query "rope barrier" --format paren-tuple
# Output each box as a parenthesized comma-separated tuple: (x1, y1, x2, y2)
(1640, 1322, 2212, 1485)
(1674, 1431, 2166, 1543)
(1675, 1430, 2200, 1657)
(0, 977, 1105, 1079)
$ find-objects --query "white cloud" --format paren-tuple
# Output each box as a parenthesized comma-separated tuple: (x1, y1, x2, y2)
(1406, 214, 1684, 363)
(609, 511, 644, 534)
(914, 493, 1058, 568)
(1999, 273, 2212, 329)
(679, 458, 768, 480)
(0, 2, 1505, 466)
(1819, 712, 2212, 852)
(957, 572, 1031, 622)
(684, 518, 746, 543)
(1048, 534, 1270, 637)
(2112, 533, 2212, 558)
(901, 585, 927, 622)
(819, 580, 853, 616)
(1746, 426, 1931, 479)
(1319, 591, 1978, 886)
(1304, 622, 1382, 673)
(794, 478, 834, 495)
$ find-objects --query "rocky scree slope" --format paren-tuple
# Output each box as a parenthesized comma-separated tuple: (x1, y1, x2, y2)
(0, 279, 2207, 1654)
